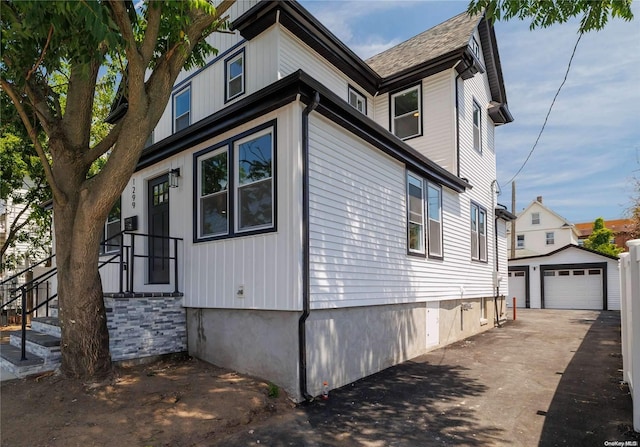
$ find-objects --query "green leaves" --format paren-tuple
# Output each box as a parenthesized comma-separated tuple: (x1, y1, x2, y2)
(583, 217, 624, 257)
(467, 0, 634, 33)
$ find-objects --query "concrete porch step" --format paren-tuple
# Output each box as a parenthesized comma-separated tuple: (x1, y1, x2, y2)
(31, 317, 61, 338)
(10, 330, 61, 363)
(0, 343, 58, 378)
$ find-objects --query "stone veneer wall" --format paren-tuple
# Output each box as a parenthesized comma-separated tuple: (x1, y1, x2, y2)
(104, 294, 187, 362)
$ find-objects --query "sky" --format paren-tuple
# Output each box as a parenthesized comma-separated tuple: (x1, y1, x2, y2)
(299, 0, 640, 224)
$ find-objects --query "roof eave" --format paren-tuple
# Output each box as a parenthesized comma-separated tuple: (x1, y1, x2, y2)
(232, 0, 380, 95)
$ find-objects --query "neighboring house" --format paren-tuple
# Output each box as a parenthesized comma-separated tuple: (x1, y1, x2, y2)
(56, 1, 517, 401)
(575, 218, 634, 252)
(507, 196, 580, 258)
(507, 197, 621, 310)
(508, 245, 621, 310)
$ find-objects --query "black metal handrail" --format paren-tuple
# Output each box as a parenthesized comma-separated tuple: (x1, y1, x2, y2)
(2, 231, 183, 362)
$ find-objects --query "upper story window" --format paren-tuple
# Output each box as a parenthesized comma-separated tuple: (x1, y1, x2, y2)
(225, 49, 245, 102)
(173, 85, 191, 132)
(391, 84, 421, 140)
(195, 122, 276, 242)
(473, 100, 482, 154)
(546, 231, 555, 245)
(471, 203, 487, 262)
(516, 234, 525, 248)
(427, 183, 443, 258)
(531, 212, 540, 225)
(407, 172, 425, 255)
(348, 86, 366, 114)
(144, 130, 154, 148)
(470, 37, 480, 59)
(101, 197, 121, 254)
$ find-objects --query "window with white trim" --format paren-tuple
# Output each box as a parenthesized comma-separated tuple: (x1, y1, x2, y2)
(471, 203, 487, 261)
(348, 86, 366, 114)
(195, 124, 275, 241)
(101, 197, 121, 254)
(427, 182, 442, 258)
(516, 234, 525, 249)
(473, 100, 482, 153)
(545, 231, 555, 245)
(407, 172, 425, 254)
(392, 85, 421, 140)
(225, 49, 245, 101)
(173, 86, 190, 132)
(531, 212, 540, 225)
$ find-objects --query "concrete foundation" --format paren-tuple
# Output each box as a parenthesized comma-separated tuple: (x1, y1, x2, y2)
(187, 296, 505, 402)
(186, 308, 301, 399)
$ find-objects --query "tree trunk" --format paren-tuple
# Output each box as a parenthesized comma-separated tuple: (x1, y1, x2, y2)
(53, 172, 112, 379)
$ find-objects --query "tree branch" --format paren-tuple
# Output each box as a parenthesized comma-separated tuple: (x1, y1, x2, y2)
(0, 193, 39, 261)
(84, 119, 124, 166)
(140, 2, 162, 65)
(25, 24, 54, 82)
(0, 79, 66, 205)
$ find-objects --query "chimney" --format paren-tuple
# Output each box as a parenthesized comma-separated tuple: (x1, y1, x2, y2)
(536, 196, 543, 204)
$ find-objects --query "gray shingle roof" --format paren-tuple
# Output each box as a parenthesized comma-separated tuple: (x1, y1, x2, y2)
(366, 11, 482, 78)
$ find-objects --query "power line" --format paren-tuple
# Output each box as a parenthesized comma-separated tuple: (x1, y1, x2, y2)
(506, 31, 584, 185)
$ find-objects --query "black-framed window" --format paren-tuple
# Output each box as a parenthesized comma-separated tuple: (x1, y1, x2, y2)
(391, 84, 421, 140)
(471, 202, 487, 262)
(194, 121, 276, 242)
(173, 85, 191, 132)
(348, 85, 366, 114)
(473, 100, 482, 154)
(407, 172, 425, 255)
(100, 197, 121, 255)
(225, 49, 245, 102)
(235, 128, 274, 232)
(427, 182, 443, 258)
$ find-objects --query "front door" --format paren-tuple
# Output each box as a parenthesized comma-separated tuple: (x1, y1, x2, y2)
(148, 174, 170, 284)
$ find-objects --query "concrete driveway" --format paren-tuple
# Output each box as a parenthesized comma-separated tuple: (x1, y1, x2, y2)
(215, 309, 639, 446)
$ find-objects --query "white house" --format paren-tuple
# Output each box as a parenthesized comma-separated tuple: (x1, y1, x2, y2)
(79, 0, 516, 401)
(507, 196, 580, 258)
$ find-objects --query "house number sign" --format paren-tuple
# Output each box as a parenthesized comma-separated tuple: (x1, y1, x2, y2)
(131, 178, 136, 209)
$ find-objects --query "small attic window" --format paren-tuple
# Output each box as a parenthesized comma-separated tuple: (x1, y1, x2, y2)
(470, 37, 480, 59)
(531, 212, 540, 225)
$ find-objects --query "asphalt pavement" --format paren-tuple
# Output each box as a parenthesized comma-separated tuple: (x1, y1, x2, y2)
(214, 309, 640, 447)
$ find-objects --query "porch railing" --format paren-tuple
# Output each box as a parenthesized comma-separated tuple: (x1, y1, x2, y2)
(0, 231, 183, 361)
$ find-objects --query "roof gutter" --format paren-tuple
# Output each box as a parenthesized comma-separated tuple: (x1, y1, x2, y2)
(298, 90, 320, 402)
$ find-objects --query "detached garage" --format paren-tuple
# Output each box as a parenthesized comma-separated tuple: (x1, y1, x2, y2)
(508, 245, 620, 311)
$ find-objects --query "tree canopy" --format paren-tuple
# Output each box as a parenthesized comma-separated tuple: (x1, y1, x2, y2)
(583, 217, 624, 257)
(467, 0, 634, 33)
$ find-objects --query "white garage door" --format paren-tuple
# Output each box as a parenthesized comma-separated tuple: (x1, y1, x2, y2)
(544, 268, 603, 309)
(508, 271, 528, 308)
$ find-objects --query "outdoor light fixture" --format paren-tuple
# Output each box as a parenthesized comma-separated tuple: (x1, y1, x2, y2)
(169, 168, 181, 188)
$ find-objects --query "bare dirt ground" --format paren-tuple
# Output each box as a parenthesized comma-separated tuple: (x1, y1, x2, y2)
(1, 327, 294, 447)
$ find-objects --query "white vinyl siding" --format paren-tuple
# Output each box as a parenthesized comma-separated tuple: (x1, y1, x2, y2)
(112, 105, 302, 310)
(308, 114, 497, 309)
(372, 71, 456, 173)
(278, 27, 373, 119)
(154, 23, 279, 142)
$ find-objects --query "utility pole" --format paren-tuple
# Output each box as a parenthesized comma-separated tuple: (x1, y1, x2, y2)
(510, 181, 516, 259)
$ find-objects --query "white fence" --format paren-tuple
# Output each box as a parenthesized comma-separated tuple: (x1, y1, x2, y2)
(620, 239, 640, 432)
